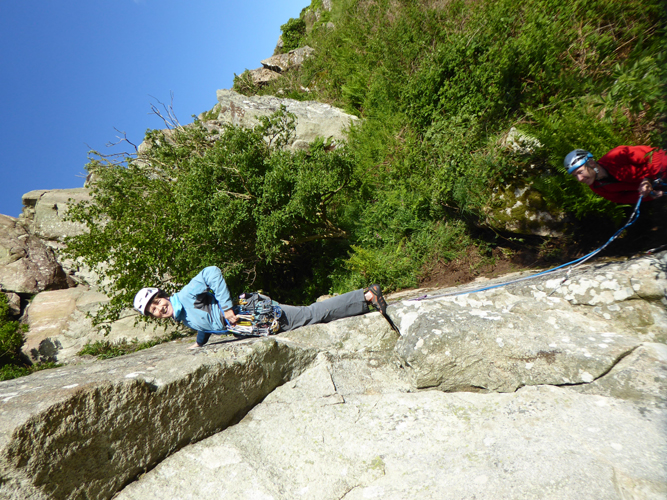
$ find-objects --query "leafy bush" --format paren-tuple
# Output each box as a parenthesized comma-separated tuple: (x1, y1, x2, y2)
(280, 17, 307, 52)
(67, 0, 666, 326)
(0, 293, 25, 362)
(64, 108, 358, 327)
(0, 362, 60, 382)
(78, 330, 189, 360)
(232, 70, 259, 97)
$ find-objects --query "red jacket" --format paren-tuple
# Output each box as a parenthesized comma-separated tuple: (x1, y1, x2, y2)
(591, 145, 667, 204)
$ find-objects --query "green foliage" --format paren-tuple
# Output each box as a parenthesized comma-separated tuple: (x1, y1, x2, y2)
(232, 70, 259, 97)
(0, 293, 26, 362)
(200, 105, 220, 121)
(70, 0, 666, 322)
(291, 0, 663, 284)
(77, 331, 189, 360)
(280, 17, 307, 52)
(64, 107, 356, 326)
(332, 219, 471, 292)
(0, 362, 60, 382)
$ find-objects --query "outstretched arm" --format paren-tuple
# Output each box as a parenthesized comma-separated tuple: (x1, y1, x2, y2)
(199, 266, 233, 310)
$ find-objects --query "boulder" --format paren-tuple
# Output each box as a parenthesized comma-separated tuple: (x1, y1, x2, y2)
(0, 214, 73, 295)
(0, 252, 664, 500)
(22, 285, 179, 364)
(3, 292, 21, 318)
(484, 182, 566, 237)
(0, 338, 319, 500)
(19, 189, 90, 242)
(503, 126, 543, 155)
(213, 89, 359, 151)
(260, 46, 315, 73)
(247, 67, 281, 86)
(392, 253, 667, 392)
(116, 360, 666, 500)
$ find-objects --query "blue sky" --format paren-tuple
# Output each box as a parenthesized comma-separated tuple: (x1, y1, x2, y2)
(0, 0, 307, 218)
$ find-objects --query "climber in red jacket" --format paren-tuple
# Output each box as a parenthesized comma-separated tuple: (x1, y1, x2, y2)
(564, 146, 667, 204)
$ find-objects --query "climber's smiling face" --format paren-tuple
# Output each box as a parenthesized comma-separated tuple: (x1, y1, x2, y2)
(571, 160, 598, 186)
(147, 296, 174, 318)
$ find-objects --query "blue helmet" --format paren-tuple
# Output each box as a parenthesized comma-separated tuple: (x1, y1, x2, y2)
(564, 149, 594, 174)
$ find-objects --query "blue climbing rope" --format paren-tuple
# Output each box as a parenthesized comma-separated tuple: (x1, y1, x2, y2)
(410, 197, 643, 302)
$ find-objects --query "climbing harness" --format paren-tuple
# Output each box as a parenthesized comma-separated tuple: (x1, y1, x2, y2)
(409, 197, 644, 303)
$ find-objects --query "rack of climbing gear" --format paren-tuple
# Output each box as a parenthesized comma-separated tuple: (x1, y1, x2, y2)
(224, 293, 282, 337)
(409, 197, 644, 303)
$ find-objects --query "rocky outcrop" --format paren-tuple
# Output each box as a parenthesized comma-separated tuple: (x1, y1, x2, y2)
(0, 252, 664, 499)
(484, 181, 566, 237)
(117, 353, 666, 500)
(17, 188, 95, 286)
(19, 189, 89, 243)
(247, 45, 315, 87)
(0, 215, 73, 295)
(393, 255, 667, 392)
(246, 67, 281, 86)
(22, 285, 178, 364)
(503, 126, 543, 155)
(260, 46, 315, 73)
(482, 128, 566, 237)
(211, 89, 358, 150)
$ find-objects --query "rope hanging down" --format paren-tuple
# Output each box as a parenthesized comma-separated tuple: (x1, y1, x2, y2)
(409, 197, 643, 303)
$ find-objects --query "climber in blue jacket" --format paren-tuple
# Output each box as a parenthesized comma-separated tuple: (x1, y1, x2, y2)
(133, 266, 396, 349)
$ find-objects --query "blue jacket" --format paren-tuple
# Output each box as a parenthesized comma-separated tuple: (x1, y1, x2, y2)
(170, 266, 233, 345)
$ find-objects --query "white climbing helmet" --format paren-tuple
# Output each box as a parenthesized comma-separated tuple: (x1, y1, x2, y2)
(133, 287, 160, 315)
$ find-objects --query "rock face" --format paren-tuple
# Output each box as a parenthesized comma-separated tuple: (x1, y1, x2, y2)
(19, 189, 90, 242)
(0, 215, 73, 295)
(0, 252, 665, 500)
(117, 358, 666, 500)
(213, 89, 359, 150)
(22, 285, 178, 364)
(260, 46, 315, 73)
(246, 67, 281, 86)
(17, 188, 95, 286)
(484, 182, 566, 237)
(393, 255, 667, 392)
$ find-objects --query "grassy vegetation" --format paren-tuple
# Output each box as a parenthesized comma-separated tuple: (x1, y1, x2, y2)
(0, 362, 61, 382)
(78, 331, 191, 360)
(237, 0, 665, 291)
(66, 0, 665, 326)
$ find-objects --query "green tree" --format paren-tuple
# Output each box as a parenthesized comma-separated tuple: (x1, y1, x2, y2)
(64, 108, 356, 330)
(67, 0, 667, 325)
